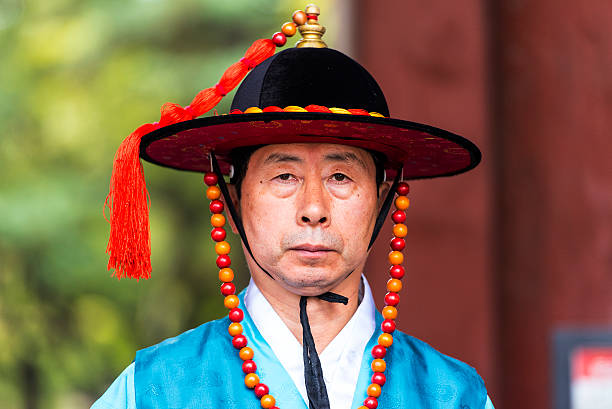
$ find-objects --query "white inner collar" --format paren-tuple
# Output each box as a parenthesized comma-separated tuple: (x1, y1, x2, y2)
(244, 276, 376, 409)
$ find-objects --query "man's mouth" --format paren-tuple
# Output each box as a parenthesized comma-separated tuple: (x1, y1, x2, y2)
(291, 244, 334, 251)
(289, 244, 336, 258)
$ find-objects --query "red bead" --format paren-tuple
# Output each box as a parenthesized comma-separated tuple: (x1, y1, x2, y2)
(372, 372, 386, 386)
(204, 173, 218, 186)
(242, 359, 257, 374)
(209, 200, 224, 214)
(272, 32, 287, 47)
(211, 227, 226, 242)
(254, 383, 269, 398)
(364, 397, 378, 409)
(389, 265, 405, 279)
(391, 211, 405, 225)
(381, 319, 396, 333)
(371, 345, 387, 359)
(220, 282, 236, 296)
(396, 182, 410, 196)
(390, 237, 405, 251)
(232, 335, 247, 349)
(229, 307, 244, 322)
(384, 292, 400, 306)
(216, 255, 231, 268)
(262, 106, 283, 112)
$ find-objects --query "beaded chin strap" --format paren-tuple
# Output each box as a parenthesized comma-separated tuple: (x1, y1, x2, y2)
(203, 164, 410, 409)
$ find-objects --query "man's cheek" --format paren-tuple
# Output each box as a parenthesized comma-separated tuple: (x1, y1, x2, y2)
(333, 201, 374, 226)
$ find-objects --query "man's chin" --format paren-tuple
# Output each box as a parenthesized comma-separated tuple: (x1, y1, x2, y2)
(273, 266, 348, 296)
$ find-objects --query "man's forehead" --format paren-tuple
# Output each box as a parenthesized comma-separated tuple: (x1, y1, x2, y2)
(253, 143, 374, 170)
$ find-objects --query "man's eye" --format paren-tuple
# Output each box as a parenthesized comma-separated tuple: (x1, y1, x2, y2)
(330, 173, 349, 182)
(275, 173, 296, 182)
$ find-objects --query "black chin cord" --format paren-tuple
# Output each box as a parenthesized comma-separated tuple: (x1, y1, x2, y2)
(300, 294, 347, 409)
(210, 152, 400, 408)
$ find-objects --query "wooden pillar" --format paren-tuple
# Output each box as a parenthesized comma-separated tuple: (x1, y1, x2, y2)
(358, 0, 497, 400)
(359, 0, 612, 407)
(490, 1, 612, 408)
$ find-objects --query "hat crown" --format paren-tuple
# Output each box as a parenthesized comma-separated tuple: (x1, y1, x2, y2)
(230, 47, 389, 116)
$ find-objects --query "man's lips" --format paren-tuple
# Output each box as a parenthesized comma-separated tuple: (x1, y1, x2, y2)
(288, 244, 337, 259)
(290, 244, 335, 252)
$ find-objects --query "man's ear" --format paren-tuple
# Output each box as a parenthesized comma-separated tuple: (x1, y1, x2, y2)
(377, 181, 392, 210)
(224, 184, 241, 235)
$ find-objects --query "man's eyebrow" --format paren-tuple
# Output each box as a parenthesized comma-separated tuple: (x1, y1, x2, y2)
(323, 152, 368, 171)
(263, 153, 303, 165)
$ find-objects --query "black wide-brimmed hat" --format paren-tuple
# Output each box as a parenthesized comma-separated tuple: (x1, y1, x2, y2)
(105, 7, 481, 280)
(140, 47, 480, 180)
(140, 42, 481, 181)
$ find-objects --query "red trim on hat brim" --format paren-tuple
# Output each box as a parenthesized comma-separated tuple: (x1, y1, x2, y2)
(139, 112, 481, 180)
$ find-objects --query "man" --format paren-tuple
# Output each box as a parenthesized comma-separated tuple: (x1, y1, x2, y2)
(94, 5, 494, 409)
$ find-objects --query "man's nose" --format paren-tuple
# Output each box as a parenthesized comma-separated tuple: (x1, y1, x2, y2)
(297, 178, 330, 227)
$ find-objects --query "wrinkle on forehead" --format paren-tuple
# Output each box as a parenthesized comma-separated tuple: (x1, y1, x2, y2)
(257, 143, 375, 173)
(322, 152, 368, 171)
(263, 153, 302, 165)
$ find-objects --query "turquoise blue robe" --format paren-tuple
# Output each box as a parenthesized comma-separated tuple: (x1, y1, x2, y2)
(93, 291, 493, 408)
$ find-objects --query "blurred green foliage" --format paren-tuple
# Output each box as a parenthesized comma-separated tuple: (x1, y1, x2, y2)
(0, 0, 338, 407)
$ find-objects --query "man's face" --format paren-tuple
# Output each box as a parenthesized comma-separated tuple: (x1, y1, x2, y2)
(237, 143, 384, 296)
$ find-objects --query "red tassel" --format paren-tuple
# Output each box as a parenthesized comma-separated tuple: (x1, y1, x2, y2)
(105, 38, 276, 280)
(159, 103, 193, 127)
(105, 123, 157, 279)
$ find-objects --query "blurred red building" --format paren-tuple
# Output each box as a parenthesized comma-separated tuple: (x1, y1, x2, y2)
(360, 1, 612, 408)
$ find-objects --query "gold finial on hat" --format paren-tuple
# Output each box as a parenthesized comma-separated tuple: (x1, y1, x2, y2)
(293, 4, 327, 48)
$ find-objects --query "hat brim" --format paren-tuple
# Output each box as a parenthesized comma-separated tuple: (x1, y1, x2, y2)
(140, 112, 481, 180)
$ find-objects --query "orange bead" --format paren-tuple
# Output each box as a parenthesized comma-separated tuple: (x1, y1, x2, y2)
(367, 383, 382, 397)
(392, 223, 407, 238)
(207, 186, 221, 200)
(371, 358, 386, 372)
(218, 267, 234, 282)
(395, 196, 410, 210)
(228, 322, 243, 336)
(281, 22, 297, 36)
(292, 10, 307, 25)
(260, 394, 276, 408)
(224, 295, 239, 309)
(382, 306, 398, 320)
(378, 333, 394, 347)
(211, 214, 226, 227)
(358, 407, 368, 409)
(239, 346, 254, 360)
(387, 278, 403, 293)
(215, 241, 231, 255)
(388, 251, 403, 265)
(228, 323, 242, 337)
(245, 373, 260, 388)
